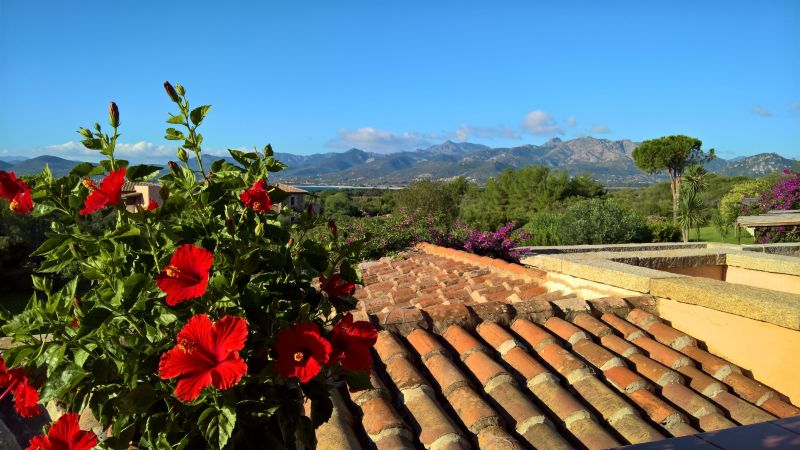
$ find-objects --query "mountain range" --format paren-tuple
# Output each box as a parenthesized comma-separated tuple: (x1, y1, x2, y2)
(1, 137, 796, 186)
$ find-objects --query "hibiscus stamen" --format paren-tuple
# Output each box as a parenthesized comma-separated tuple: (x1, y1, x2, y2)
(165, 265, 181, 278)
(176, 339, 197, 355)
(293, 351, 305, 362)
(252, 201, 262, 210)
(9, 199, 20, 212)
(82, 178, 97, 190)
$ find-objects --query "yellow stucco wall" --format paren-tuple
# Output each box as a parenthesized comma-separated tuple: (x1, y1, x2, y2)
(658, 298, 800, 405)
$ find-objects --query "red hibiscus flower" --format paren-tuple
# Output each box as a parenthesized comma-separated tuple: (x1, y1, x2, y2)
(156, 244, 213, 306)
(320, 273, 355, 298)
(26, 412, 97, 450)
(275, 323, 332, 383)
(145, 199, 159, 211)
(0, 358, 42, 418)
(0, 170, 33, 214)
(79, 167, 127, 215)
(327, 313, 377, 373)
(240, 179, 273, 213)
(158, 314, 248, 402)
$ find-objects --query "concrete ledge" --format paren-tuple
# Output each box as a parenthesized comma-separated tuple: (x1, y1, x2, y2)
(651, 277, 800, 331)
(725, 251, 800, 276)
(559, 258, 684, 293)
(742, 243, 800, 256)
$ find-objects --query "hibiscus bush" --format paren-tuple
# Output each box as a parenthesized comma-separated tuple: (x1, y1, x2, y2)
(0, 82, 375, 449)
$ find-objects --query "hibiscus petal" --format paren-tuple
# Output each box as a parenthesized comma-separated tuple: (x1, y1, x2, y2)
(98, 167, 127, 206)
(70, 429, 98, 450)
(48, 412, 81, 445)
(158, 345, 212, 380)
(156, 274, 207, 306)
(79, 190, 109, 215)
(296, 356, 322, 383)
(340, 343, 373, 373)
(174, 371, 212, 402)
(25, 435, 50, 450)
(176, 314, 215, 356)
(210, 355, 248, 390)
(301, 329, 332, 365)
(172, 244, 214, 274)
(12, 378, 42, 418)
(212, 316, 248, 355)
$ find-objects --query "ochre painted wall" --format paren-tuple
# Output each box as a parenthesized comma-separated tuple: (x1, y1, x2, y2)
(658, 298, 800, 405)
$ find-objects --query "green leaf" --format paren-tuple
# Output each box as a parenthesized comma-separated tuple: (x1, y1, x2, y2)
(190, 105, 212, 126)
(31, 275, 53, 293)
(165, 128, 185, 141)
(117, 383, 157, 413)
(81, 138, 103, 150)
(310, 396, 333, 428)
(198, 404, 236, 449)
(31, 235, 68, 256)
(69, 162, 96, 178)
(39, 363, 88, 403)
(228, 149, 258, 167)
(166, 114, 185, 124)
(344, 370, 373, 392)
(127, 164, 163, 181)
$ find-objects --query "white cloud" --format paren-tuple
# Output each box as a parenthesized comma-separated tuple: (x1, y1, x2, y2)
(326, 127, 438, 153)
(752, 105, 773, 117)
(521, 110, 564, 136)
(566, 116, 577, 127)
(451, 124, 520, 141)
(588, 124, 612, 134)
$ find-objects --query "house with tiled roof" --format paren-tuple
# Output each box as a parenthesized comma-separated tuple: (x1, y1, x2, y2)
(120, 181, 162, 212)
(311, 242, 800, 450)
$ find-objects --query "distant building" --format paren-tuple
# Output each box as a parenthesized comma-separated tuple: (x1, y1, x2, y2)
(121, 181, 162, 212)
(119, 181, 320, 216)
(273, 183, 321, 215)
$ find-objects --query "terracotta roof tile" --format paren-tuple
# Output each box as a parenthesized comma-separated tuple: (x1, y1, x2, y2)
(340, 246, 799, 449)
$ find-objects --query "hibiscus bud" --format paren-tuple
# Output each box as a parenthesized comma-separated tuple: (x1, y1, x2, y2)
(287, 238, 295, 247)
(168, 161, 180, 174)
(254, 222, 264, 237)
(164, 81, 181, 103)
(109, 102, 120, 128)
(306, 202, 315, 218)
(71, 295, 81, 309)
(78, 127, 92, 138)
(177, 147, 189, 162)
(327, 219, 337, 238)
(175, 83, 185, 96)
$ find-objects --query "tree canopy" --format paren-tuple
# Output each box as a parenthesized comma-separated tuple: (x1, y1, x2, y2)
(632, 135, 714, 220)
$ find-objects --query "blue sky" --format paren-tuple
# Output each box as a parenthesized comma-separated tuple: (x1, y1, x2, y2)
(0, 0, 798, 162)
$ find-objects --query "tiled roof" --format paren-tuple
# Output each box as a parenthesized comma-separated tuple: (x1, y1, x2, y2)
(317, 245, 800, 450)
(274, 182, 309, 194)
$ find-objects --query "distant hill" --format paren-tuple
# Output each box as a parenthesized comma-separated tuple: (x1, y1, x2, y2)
(5, 137, 797, 186)
(271, 137, 797, 186)
(706, 153, 798, 177)
(7, 155, 83, 177)
(0, 160, 11, 170)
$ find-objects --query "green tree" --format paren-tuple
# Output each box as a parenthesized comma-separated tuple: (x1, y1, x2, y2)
(393, 180, 463, 219)
(632, 135, 714, 222)
(460, 166, 604, 229)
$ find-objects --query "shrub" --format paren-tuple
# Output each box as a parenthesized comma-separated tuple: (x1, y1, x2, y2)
(521, 213, 563, 246)
(0, 83, 373, 449)
(461, 222, 530, 262)
(646, 216, 681, 243)
(557, 199, 651, 245)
